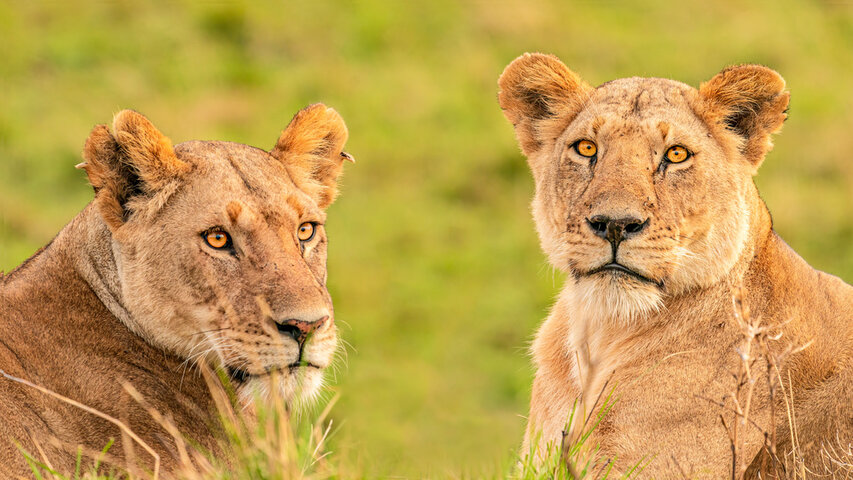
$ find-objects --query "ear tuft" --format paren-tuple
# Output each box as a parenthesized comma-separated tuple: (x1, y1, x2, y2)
(112, 110, 190, 190)
(80, 110, 189, 230)
(271, 104, 351, 209)
(699, 65, 789, 166)
(498, 53, 592, 156)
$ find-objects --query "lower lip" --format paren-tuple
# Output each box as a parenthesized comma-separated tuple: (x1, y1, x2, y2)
(229, 364, 321, 381)
(595, 264, 659, 286)
(287, 363, 320, 370)
(602, 264, 633, 274)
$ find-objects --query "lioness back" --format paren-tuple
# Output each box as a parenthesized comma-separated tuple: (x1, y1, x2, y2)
(0, 104, 354, 475)
(498, 53, 852, 478)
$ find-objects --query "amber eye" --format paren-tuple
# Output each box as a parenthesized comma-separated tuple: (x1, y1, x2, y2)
(574, 140, 598, 158)
(204, 230, 231, 249)
(665, 145, 691, 163)
(297, 222, 316, 242)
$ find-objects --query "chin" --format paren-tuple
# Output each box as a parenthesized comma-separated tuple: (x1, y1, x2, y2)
(572, 272, 664, 324)
(234, 367, 326, 410)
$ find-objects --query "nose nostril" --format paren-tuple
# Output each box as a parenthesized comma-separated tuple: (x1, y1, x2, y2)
(587, 215, 648, 241)
(623, 218, 649, 236)
(625, 223, 642, 234)
(275, 315, 330, 345)
(587, 216, 610, 237)
(276, 323, 302, 341)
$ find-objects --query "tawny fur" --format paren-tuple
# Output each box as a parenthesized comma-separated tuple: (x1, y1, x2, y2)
(498, 53, 852, 478)
(0, 104, 352, 475)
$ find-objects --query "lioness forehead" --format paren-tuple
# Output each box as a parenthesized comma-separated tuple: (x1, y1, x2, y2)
(588, 77, 696, 120)
(173, 140, 317, 221)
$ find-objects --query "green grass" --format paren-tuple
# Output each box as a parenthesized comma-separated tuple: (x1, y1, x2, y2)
(516, 387, 651, 480)
(1, 1, 852, 477)
(20, 442, 118, 480)
(15, 375, 638, 480)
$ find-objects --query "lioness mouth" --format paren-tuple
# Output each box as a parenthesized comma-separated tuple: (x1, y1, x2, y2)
(227, 363, 321, 383)
(589, 262, 662, 287)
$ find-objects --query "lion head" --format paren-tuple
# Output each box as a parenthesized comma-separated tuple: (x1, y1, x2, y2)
(499, 54, 788, 322)
(78, 104, 353, 404)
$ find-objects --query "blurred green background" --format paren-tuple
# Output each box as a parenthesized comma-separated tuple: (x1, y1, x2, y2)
(1, 1, 851, 477)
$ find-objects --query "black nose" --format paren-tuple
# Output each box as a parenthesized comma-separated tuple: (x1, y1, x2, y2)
(587, 215, 648, 246)
(275, 316, 329, 346)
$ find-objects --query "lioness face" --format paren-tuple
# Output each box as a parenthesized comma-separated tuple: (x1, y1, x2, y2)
(499, 55, 788, 321)
(532, 79, 753, 320)
(126, 142, 338, 402)
(81, 105, 352, 403)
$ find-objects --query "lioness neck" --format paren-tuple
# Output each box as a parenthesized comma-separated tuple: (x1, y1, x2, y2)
(3, 204, 136, 344)
(66, 203, 136, 328)
(0, 203, 220, 471)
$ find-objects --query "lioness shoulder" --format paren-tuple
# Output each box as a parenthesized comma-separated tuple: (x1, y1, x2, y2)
(498, 53, 853, 478)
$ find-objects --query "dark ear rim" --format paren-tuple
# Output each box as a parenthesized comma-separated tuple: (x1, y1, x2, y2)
(80, 123, 144, 228)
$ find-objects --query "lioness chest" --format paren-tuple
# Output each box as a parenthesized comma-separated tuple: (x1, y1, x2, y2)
(543, 287, 769, 473)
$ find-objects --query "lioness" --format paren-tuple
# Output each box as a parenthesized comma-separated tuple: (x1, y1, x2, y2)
(0, 104, 352, 475)
(498, 53, 852, 478)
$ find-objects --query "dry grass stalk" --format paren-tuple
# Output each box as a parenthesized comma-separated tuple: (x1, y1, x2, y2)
(2, 259, 340, 479)
(25, 428, 57, 473)
(559, 425, 582, 479)
(701, 287, 818, 480)
(0, 367, 161, 479)
(3, 356, 337, 479)
(123, 383, 194, 469)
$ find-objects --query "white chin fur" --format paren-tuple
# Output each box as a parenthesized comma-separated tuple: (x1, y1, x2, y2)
(236, 368, 325, 410)
(571, 273, 663, 324)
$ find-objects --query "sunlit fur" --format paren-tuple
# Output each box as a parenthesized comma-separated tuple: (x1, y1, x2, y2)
(97, 107, 348, 406)
(500, 53, 853, 478)
(0, 105, 352, 474)
(523, 76, 758, 324)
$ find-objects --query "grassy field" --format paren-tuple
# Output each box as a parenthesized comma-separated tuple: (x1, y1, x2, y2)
(1, 1, 852, 477)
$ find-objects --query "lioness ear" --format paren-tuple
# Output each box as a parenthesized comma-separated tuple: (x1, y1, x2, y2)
(79, 110, 190, 229)
(699, 65, 789, 168)
(498, 53, 593, 157)
(270, 103, 352, 209)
